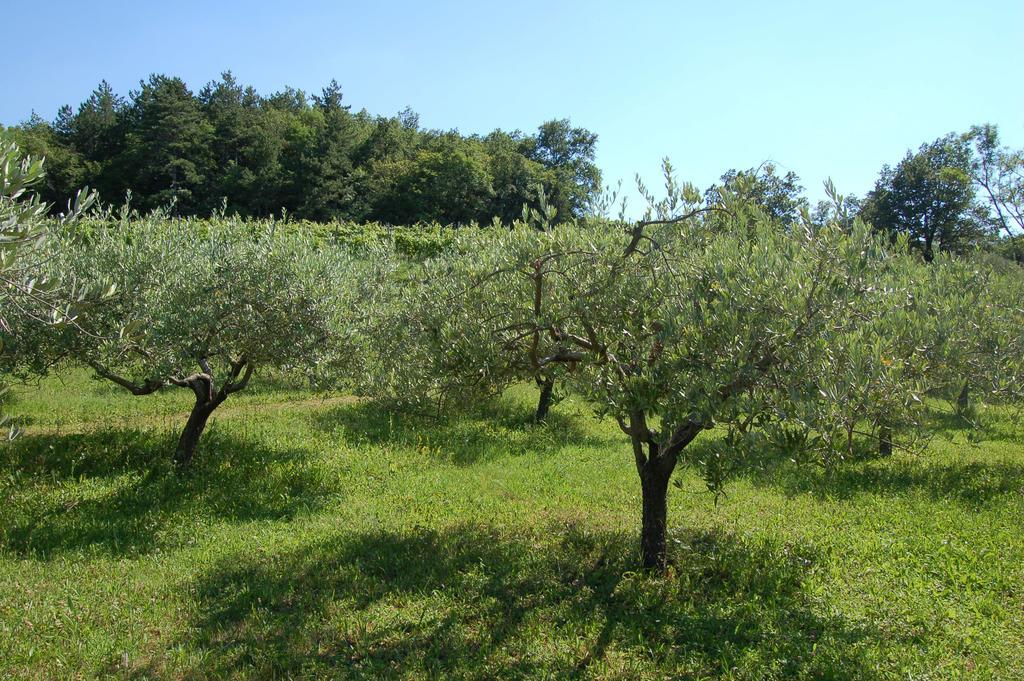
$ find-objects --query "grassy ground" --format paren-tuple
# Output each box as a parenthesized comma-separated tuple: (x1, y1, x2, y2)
(1, 369, 1023, 679)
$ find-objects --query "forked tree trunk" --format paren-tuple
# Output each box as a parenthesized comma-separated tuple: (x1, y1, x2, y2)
(640, 461, 673, 571)
(535, 376, 555, 422)
(170, 360, 252, 466)
(624, 417, 700, 573)
(90, 358, 252, 468)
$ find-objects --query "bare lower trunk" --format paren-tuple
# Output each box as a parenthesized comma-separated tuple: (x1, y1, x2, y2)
(956, 382, 970, 415)
(640, 463, 672, 571)
(535, 376, 555, 422)
(173, 398, 221, 467)
(878, 424, 893, 457)
(623, 416, 700, 573)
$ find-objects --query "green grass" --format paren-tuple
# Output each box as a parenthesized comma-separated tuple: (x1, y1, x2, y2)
(2, 369, 1023, 679)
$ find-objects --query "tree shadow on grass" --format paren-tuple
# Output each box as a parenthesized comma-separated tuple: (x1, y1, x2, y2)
(743, 457, 1024, 510)
(0, 427, 333, 559)
(921, 406, 1023, 444)
(676, 412, 1024, 510)
(679, 432, 1024, 510)
(310, 398, 616, 467)
(154, 523, 876, 679)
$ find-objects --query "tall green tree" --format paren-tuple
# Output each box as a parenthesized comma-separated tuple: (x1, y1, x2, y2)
(523, 119, 601, 221)
(199, 72, 254, 211)
(483, 130, 550, 224)
(704, 162, 809, 224)
(380, 140, 495, 225)
(291, 80, 366, 220)
(120, 75, 216, 213)
(964, 124, 1024, 262)
(6, 114, 85, 207)
(65, 81, 128, 203)
(861, 135, 982, 261)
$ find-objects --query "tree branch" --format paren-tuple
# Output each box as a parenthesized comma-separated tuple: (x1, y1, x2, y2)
(88, 361, 164, 396)
(537, 350, 584, 366)
(623, 206, 731, 258)
(223, 362, 253, 394)
(169, 373, 215, 403)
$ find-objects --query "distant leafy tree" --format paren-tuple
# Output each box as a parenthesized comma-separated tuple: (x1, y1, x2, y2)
(381, 141, 495, 225)
(861, 135, 982, 261)
(293, 80, 364, 220)
(348, 113, 422, 220)
(4, 74, 602, 225)
(73, 82, 129, 204)
(964, 124, 1024, 262)
(704, 162, 808, 224)
(523, 119, 601, 221)
(483, 130, 551, 225)
(811, 192, 861, 229)
(199, 71, 269, 214)
(5, 114, 87, 207)
(65, 80, 126, 162)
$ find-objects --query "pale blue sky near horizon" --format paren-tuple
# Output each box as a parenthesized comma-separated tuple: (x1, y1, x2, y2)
(2, 0, 1021, 214)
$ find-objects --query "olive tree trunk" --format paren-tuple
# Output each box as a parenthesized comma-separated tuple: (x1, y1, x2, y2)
(534, 376, 555, 422)
(88, 359, 252, 468)
(627, 417, 702, 572)
(956, 382, 970, 415)
(878, 424, 893, 457)
(170, 361, 251, 467)
(640, 459, 673, 571)
(173, 396, 224, 466)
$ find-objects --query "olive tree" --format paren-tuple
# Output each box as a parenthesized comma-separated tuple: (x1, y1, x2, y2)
(352, 211, 578, 422)
(739, 214, 1024, 459)
(28, 217, 355, 465)
(928, 257, 1024, 417)
(375, 176, 965, 570)
(567, 211, 902, 570)
(1, 140, 101, 435)
(1, 140, 100, 333)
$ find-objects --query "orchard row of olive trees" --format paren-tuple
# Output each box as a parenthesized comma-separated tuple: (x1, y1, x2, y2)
(4, 145, 1023, 571)
(354, 175, 1024, 570)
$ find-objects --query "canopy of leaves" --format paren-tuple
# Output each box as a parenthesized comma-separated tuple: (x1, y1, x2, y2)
(6, 74, 600, 225)
(861, 135, 983, 261)
(704, 162, 809, 224)
(964, 124, 1024, 262)
(13, 216, 360, 395)
(357, 175, 1024, 487)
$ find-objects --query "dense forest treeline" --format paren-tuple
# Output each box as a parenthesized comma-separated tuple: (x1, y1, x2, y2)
(2, 72, 1022, 266)
(0, 72, 601, 224)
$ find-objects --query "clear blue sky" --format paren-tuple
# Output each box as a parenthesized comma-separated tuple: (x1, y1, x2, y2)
(3, 0, 1021, 214)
